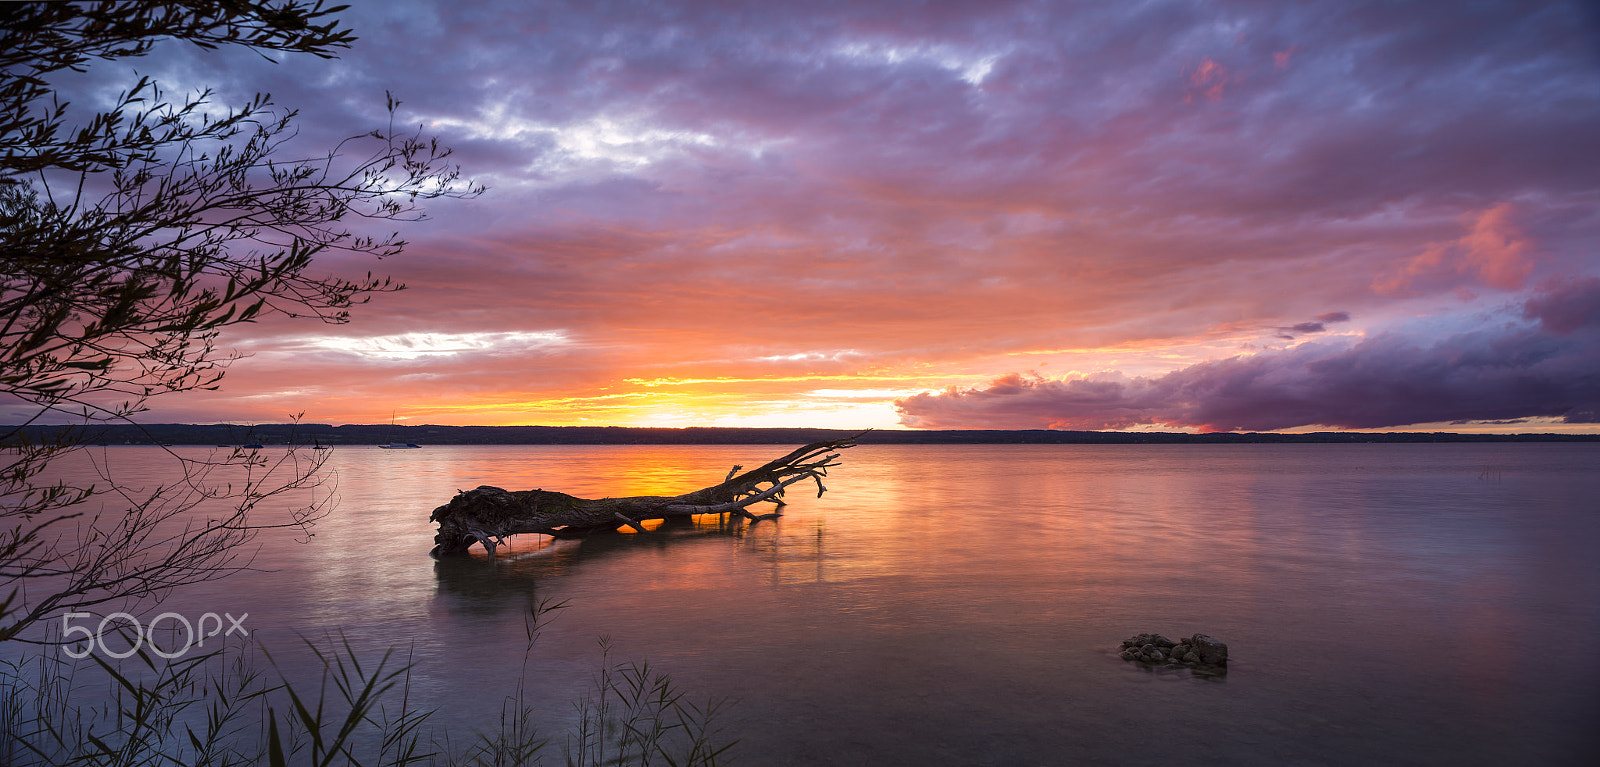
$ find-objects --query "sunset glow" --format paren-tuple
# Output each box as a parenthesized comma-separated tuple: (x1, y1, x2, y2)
(18, 0, 1597, 433)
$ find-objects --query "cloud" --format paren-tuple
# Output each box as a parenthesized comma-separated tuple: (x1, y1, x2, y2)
(1522, 275, 1600, 335)
(1278, 311, 1351, 338)
(33, 0, 1598, 430)
(1185, 57, 1230, 103)
(896, 281, 1600, 431)
(1375, 203, 1538, 296)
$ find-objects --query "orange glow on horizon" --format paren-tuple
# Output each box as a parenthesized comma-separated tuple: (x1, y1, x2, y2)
(149, 321, 1600, 434)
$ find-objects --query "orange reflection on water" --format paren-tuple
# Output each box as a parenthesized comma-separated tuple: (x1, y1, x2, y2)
(26, 443, 1599, 766)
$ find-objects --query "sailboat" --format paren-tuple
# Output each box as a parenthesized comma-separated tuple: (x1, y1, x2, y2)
(378, 411, 422, 449)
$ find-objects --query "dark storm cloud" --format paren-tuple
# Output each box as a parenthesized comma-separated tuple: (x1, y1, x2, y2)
(1522, 275, 1600, 335)
(897, 280, 1600, 431)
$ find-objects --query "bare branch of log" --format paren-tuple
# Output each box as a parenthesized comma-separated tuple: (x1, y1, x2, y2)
(612, 512, 647, 534)
(429, 433, 864, 557)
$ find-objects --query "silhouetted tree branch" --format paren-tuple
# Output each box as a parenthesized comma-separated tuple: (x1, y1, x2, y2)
(1, 1, 483, 642)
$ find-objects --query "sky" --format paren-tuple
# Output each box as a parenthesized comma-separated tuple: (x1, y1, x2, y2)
(23, 0, 1600, 432)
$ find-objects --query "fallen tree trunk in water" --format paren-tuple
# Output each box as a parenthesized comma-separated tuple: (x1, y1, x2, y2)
(429, 433, 862, 558)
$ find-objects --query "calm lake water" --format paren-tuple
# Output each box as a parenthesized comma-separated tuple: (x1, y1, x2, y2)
(13, 443, 1600, 765)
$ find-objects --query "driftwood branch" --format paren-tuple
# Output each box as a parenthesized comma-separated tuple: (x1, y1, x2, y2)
(429, 433, 864, 558)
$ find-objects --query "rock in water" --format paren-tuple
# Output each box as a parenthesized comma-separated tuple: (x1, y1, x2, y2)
(1118, 631, 1228, 672)
(1189, 633, 1228, 665)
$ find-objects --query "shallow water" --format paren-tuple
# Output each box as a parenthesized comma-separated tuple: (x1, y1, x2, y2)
(14, 443, 1600, 764)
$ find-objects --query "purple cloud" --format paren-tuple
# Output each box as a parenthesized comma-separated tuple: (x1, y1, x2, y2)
(897, 281, 1600, 431)
(22, 0, 1599, 428)
(1523, 276, 1600, 335)
(1277, 311, 1350, 338)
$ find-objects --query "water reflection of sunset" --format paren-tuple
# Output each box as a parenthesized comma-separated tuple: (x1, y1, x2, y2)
(28, 442, 1595, 764)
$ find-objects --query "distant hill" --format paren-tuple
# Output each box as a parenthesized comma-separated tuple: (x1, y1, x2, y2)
(5, 423, 1598, 446)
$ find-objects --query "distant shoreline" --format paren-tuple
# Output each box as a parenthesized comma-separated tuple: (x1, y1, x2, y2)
(7, 423, 1599, 446)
